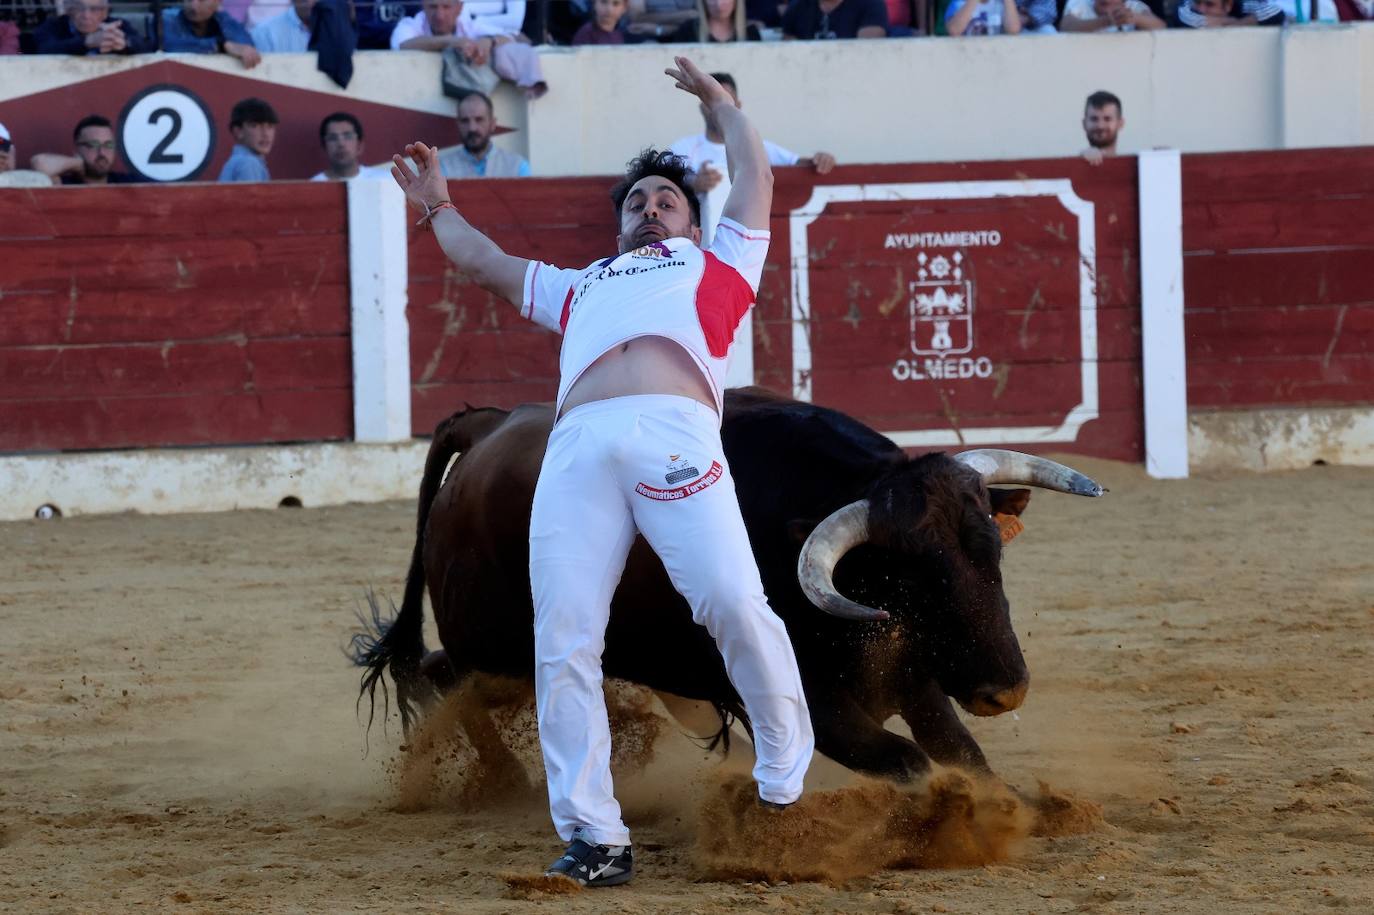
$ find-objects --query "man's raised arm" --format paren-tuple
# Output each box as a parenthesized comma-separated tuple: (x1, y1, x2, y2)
(665, 57, 772, 232)
(391, 141, 528, 307)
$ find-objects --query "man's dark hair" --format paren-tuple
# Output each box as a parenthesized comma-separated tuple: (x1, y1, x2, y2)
(72, 114, 112, 142)
(457, 91, 495, 116)
(710, 72, 737, 94)
(1085, 91, 1122, 115)
(230, 97, 280, 129)
(609, 148, 701, 226)
(319, 111, 363, 145)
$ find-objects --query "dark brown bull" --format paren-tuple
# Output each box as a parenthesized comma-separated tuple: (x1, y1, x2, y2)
(352, 387, 1103, 779)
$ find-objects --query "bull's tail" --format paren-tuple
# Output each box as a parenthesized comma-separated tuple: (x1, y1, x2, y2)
(347, 406, 509, 738)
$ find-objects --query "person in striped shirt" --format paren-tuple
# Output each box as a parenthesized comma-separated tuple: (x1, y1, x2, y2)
(1174, 0, 1284, 26)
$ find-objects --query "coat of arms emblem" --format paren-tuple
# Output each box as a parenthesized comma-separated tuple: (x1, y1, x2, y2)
(908, 251, 973, 356)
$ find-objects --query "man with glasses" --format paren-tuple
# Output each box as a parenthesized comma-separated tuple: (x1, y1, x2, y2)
(33, 0, 150, 54)
(30, 115, 147, 185)
(781, 0, 888, 37)
(312, 112, 390, 181)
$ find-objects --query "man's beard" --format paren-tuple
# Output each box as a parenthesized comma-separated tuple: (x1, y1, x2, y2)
(84, 158, 111, 178)
(1087, 129, 1117, 150)
(462, 132, 490, 154)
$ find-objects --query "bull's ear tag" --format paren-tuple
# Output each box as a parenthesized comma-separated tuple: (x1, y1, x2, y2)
(994, 513, 1025, 544)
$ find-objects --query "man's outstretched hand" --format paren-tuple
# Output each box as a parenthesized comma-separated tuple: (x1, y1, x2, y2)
(665, 56, 733, 111)
(392, 142, 451, 213)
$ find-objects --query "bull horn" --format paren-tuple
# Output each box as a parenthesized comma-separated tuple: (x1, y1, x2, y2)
(796, 501, 890, 622)
(954, 449, 1104, 497)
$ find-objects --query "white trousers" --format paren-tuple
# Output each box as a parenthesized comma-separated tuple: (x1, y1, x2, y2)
(529, 394, 814, 847)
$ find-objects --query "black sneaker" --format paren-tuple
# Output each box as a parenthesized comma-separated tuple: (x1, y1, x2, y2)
(544, 839, 634, 887)
(758, 795, 792, 811)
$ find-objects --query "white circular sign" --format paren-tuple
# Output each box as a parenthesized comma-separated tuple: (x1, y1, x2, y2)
(118, 86, 215, 182)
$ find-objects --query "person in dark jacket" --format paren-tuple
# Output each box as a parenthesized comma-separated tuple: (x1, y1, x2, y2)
(32, 0, 150, 54)
(163, 0, 261, 67)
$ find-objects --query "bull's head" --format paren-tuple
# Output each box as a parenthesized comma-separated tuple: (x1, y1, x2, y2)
(795, 449, 1103, 717)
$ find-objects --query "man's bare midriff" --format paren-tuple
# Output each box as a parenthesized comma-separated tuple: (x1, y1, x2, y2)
(559, 335, 717, 419)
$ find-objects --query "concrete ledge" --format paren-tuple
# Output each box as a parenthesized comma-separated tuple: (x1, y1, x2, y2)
(1189, 407, 1374, 473)
(0, 441, 430, 521)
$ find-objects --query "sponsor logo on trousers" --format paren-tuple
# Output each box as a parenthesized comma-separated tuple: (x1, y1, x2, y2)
(635, 461, 724, 501)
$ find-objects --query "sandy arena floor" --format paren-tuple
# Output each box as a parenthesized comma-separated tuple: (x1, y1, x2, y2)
(2, 456, 1372, 914)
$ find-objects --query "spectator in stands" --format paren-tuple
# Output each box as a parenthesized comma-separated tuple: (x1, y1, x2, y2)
(438, 92, 530, 177)
(392, 0, 546, 98)
(1276, 0, 1337, 20)
(1335, 0, 1373, 17)
(164, 0, 262, 68)
(1080, 90, 1123, 165)
(945, 0, 1057, 33)
(671, 0, 760, 40)
(671, 72, 834, 193)
(219, 97, 277, 182)
(30, 115, 147, 184)
(782, 0, 888, 38)
(313, 112, 390, 180)
(1173, 0, 1284, 25)
(573, 0, 629, 42)
(32, 0, 151, 54)
(0, 20, 20, 54)
(357, 0, 418, 49)
(251, 0, 316, 51)
(0, 123, 55, 187)
(1060, 0, 1165, 28)
(391, 0, 494, 52)
(626, 0, 698, 38)
(462, 0, 526, 35)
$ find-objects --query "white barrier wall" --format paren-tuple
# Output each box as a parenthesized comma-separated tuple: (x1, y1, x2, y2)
(3, 26, 1374, 176)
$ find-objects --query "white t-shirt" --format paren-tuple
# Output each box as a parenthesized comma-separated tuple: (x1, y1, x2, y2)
(389, 10, 484, 48)
(670, 133, 800, 177)
(310, 165, 392, 181)
(522, 216, 769, 418)
(1060, 0, 1155, 28)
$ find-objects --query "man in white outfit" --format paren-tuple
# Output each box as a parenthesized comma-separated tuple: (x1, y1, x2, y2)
(390, 56, 814, 887)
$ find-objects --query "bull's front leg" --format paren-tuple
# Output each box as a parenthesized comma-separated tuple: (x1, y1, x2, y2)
(809, 689, 932, 781)
(899, 678, 992, 775)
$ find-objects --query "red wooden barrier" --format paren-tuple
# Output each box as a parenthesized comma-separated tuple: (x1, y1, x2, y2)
(1183, 148, 1374, 410)
(0, 183, 353, 452)
(410, 158, 1145, 461)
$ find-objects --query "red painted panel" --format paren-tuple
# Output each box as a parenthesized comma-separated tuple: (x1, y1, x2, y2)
(1182, 148, 1374, 410)
(0, 285, 350, 347)
(0, 182, 346, 241)
(1184, 249, 1374, 311)
(0, 390, 352, 453)
(0, 183, 352, 452)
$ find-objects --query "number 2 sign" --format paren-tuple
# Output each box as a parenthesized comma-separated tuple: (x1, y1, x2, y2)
(117, 85, 216, 182)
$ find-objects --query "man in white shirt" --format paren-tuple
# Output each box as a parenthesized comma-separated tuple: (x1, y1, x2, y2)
(1059, 0, 1165, 29)
(389, 56, 814, 888)
(311, 112, 390, 181)
(391, 0, 495, 51)
(250, 0, 316, 51)
(670, 72, 835, 195)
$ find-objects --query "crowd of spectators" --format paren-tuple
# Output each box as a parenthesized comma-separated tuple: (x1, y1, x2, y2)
(1, 0, 1371, 59)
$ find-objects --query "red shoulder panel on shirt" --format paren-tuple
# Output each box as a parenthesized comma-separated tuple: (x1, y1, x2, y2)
(558, 286, 574, 333)
(696, 251, 755, 359)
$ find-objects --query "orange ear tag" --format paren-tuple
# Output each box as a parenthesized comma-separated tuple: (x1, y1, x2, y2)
(994, 513, 1025, 544)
